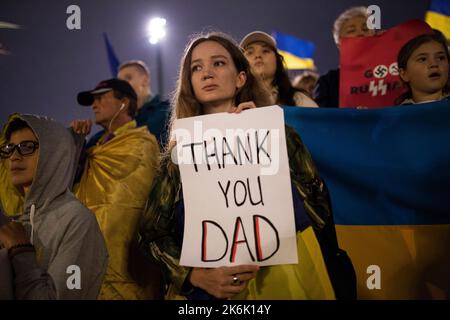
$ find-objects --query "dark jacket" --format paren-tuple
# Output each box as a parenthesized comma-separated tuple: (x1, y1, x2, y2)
(314, 69, 340, 108)
(135, 95, 170, 148)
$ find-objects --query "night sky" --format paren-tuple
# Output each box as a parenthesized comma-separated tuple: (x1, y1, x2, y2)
(0, 0, 429, 127)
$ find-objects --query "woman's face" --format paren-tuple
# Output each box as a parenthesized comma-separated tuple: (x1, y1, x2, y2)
(400, 40, 449, 98)
(190, 40, 246, 113)
(244, 42, 277, 82)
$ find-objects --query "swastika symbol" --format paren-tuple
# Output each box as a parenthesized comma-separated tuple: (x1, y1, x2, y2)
(373, 65, 388, 79)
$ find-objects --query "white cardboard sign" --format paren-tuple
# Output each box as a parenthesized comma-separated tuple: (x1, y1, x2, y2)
(174, 106, 298, 267)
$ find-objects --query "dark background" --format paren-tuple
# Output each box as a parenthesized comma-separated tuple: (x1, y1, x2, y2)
(0, 0, 429, 126)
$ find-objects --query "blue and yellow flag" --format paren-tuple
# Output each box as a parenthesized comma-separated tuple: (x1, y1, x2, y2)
(272, 32, 316, 70)
(425, 0, 450, 39)
(103, 32, 120, 77)
(283, 100, 450, 299)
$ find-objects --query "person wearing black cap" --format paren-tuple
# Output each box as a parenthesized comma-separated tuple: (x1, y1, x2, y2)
(72, 78, 161, 300)
(74, 78, 139, 144)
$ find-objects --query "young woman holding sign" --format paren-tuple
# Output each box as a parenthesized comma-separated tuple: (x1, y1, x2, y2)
(138, 32, 355, 300)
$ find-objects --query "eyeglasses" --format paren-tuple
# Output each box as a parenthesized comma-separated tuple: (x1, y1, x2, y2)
(0, 141, 39, 159)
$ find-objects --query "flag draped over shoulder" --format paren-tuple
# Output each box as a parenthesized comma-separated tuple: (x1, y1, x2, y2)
(0, 154, 23, 216)
(283, 101, 450, 299)
(272, 32, 316, 70)
(75, 126, 160, 300)
(425, 0, 450, 39)
(0, 116, 25, 216)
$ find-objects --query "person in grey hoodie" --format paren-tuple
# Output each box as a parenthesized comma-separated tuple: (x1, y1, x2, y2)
(0, 114, 108, 299)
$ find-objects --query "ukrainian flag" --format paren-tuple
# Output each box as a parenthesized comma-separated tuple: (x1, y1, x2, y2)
(425, 0, 450, 39)
(283, 100, 450, 299)
(103, 32, 121, 77)
(272, 32, 316, 70)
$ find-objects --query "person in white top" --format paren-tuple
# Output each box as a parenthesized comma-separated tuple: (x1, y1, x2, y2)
(240, 31, 318, 108)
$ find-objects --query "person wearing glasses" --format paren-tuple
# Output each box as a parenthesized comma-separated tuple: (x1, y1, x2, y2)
(0, 114, 107, 299)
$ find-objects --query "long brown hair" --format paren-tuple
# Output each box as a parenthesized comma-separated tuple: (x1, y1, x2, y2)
(167, 32, 271, 149)
(271, 48, 302, 106)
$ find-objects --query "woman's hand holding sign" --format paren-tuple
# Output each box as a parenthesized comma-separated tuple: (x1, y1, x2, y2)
(189, 264, 259, 299)
(229, 101, 257, 114)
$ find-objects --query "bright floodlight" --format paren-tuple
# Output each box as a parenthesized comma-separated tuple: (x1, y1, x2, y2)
(147, 17, 166, 44)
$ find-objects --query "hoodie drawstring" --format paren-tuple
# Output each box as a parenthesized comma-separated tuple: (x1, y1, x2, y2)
(30, 204, 36, 245)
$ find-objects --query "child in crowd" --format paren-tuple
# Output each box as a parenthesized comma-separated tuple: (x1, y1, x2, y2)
(397, 30, 450, 105)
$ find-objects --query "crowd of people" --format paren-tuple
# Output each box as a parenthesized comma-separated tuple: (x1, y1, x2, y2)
(0, 5, 449, 300)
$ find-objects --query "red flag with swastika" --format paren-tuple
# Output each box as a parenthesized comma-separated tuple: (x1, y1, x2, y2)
(339, 20, 433, 108)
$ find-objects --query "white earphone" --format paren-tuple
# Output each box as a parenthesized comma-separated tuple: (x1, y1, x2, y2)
(108, 103, 126, 132)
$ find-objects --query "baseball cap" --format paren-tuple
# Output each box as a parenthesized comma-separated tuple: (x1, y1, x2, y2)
(240, 31, 277, 49)
(77, 78, 137, 106)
